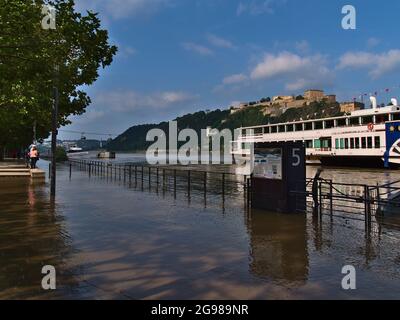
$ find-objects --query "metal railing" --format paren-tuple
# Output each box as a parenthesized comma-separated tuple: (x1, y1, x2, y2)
(68, 159, 251, 203)
(68, 159, 400, 231)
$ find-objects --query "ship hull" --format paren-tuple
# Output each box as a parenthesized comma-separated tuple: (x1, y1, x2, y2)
(318, 156, 400, 169)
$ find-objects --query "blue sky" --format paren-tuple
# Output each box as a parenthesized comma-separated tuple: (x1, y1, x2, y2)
(61, 0, 400, 139)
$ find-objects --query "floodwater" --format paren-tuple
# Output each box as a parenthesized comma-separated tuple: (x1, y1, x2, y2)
(1, 157, 400, 299)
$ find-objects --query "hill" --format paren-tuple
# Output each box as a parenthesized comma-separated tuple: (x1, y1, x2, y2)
(107, 100, 342, 152)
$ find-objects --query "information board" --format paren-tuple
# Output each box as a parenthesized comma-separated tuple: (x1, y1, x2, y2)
(253, 148, 282, 180)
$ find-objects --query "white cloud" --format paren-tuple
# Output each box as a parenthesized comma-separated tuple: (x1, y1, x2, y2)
(76, 0, 173, 19)
(237, 0, 286, 16)
(117, 46, 137, 58)
(250, 52, 329, 81)
(367, 37, 380, 48)
(182, 42, 214, 56)
(223, 73, 248, 85)
(94, 90, 196, 112)
(206, 34, 236, 49)
(220, 51, 333, 92)
(295, 40, 310, 54)
(338, 50, 400, 78)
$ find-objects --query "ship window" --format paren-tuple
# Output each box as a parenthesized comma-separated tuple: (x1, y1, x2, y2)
(278, 125, 285, 132)
(340, 138, 345, 149)
(295, 123, 303, 131)
(271, 126, 277, 133)
(393, 113, 400, 121)
(361, 137, 367, 149)
(355, 138, 360, 149)
(314, 139, 321, 149)
(304, 122, 313, 130)
(255, 128, 263, 134)
(375, 136, 381, 149)
(335, 139, 339, 149)
(350, 138, 355, 149)
(376, 114, 389, 123)
(314, 122, 323, 129)
(344, 138, 349, 149)
(337, 118, 346, 127)
(350, 117, 359, 126)
(287, 124, 294, 132)
(362, 116, 373, 124)
(367, 137, 373, 148)
(325, 120, 334, 129)
(306, 140, 313, 148)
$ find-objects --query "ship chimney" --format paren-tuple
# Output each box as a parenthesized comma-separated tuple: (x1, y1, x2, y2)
(391, 98, 398, 106)
(370, 96, 377, 109)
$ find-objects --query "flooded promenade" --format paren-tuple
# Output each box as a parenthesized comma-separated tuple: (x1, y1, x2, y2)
(1, 156, 400, 299)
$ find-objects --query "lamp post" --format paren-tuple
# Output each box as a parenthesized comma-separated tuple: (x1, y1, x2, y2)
(50, 68, 59, 198)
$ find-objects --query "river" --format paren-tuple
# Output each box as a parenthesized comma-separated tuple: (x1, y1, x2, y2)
(0, 154, 399, 299)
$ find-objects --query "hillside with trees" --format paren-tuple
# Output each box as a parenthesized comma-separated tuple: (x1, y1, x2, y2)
(107, 100, 342, 152)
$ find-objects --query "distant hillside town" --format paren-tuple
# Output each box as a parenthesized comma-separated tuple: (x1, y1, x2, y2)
(230, 89, 365, 117)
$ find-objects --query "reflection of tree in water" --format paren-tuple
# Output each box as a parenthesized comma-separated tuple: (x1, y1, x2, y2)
(247, 210, 309, 285)
(0, 181, 78, 299)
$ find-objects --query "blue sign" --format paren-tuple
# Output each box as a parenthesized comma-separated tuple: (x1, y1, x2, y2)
(384, 121, 400, 168)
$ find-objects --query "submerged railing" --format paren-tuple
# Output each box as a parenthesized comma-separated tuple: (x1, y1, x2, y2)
(68, 159, 252, 203)
(68, 159, 400, 232)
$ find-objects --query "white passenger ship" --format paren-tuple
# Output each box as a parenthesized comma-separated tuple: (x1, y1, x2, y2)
(233, 97, 400, 168)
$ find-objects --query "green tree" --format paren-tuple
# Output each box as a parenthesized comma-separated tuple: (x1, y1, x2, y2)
(0, 0, 117, 159)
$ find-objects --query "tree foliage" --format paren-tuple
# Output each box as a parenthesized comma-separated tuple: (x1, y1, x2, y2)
(0, 0, 117, 155)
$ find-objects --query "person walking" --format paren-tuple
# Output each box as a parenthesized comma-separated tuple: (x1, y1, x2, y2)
(29, 146, 39, 169)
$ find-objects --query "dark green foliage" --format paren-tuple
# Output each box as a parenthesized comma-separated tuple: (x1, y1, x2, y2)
(55, 146, 68, 162)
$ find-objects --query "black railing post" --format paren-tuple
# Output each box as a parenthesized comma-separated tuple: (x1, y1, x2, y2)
(187, 170, 191, 197)
(222, 172, 225, 198)
(329, 179, 333, 215)
(174, 169, 177, 196)
(148, 167, 151, 189)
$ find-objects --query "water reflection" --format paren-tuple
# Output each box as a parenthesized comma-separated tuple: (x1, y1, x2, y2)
(247, 210, 309, 285)
(0, 180, 77, 299)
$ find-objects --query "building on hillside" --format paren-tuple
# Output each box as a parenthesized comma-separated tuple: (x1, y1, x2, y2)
(272, 95, 294, 103)
(304, 89, 325, 102)
(229, 89, 337, 114)
(325, 95, 337, 103)
(340, 101, 365, 113)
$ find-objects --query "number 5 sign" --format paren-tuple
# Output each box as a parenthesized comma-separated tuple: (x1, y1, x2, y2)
(292, 148, 301, 167)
